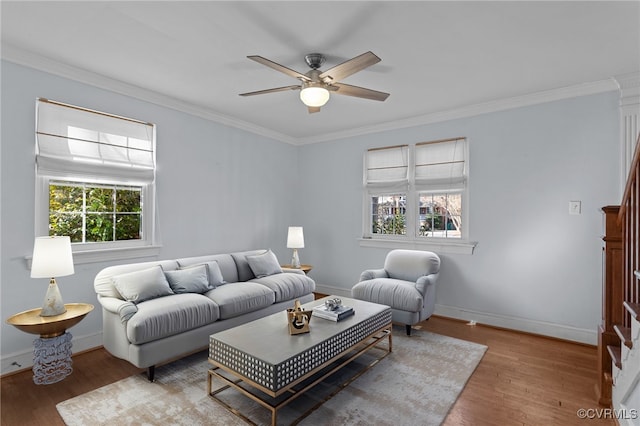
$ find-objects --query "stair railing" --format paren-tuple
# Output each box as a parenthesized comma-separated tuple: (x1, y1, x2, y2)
(598, 133, 640, 406)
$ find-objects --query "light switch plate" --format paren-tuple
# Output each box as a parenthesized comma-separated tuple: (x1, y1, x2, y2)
(569, 201, 581, 215)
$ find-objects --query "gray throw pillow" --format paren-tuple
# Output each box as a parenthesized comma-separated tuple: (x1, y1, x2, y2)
(112, 265, 174, 303)
(247, 249, 282, 278)
(204, 261, 226, 287)
(180, 261, 226, 288)
(165, 264, 210, 294)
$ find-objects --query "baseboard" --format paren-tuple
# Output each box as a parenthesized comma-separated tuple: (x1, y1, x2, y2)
(315, 284, 353, 298)
(434, 304, 597, 345)
(1, 332, 103, 376)
(317, 286, 596, 344)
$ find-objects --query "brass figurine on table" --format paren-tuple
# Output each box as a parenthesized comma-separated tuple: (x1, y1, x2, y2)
(287, 300, 312, 335)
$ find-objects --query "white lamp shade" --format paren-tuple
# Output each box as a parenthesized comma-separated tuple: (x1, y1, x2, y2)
(287, 227, 305, 249)
(31, 236, 74, 278)
(299, 86, 330, 107)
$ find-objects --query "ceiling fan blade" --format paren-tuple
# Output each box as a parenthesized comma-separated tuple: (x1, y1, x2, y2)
(308, 106, 321, 114)
(332, 83, 390, 101)
(239, 85, 300, 97)
(247, 56, 310, 81)
(319, 51, 381, 83)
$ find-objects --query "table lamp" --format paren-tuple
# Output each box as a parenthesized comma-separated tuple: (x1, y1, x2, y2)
(287, 226, 304, 268)
(30, 236, 74, 317)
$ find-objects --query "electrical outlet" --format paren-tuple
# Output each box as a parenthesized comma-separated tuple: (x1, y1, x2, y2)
(569, 201, 581, 215)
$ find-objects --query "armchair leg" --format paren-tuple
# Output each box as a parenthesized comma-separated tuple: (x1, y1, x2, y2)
(406, 324, 412, 336)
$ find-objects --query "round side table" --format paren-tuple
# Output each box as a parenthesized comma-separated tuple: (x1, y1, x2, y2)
(281, 264, 313, 275)
(6, 303, 94, 385)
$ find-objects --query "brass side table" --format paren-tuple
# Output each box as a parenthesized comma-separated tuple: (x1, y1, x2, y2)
(6, 303, 94, 385)
(281, 264, 313, 275)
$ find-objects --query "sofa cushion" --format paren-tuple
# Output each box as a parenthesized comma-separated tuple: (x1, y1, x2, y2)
(164, 264, 210, 294)
(126, 293, 220, 345)
(352, 278, 423, 312)
(246, 249, 282, 278)
(112, 265, 174, 304)
(203, 282, 275, 319)
(251, 273, 315, 303)
(179, 260, 227, 287)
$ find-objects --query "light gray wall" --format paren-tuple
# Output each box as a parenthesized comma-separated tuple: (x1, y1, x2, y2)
(297, 92, 620, 342)
(0, 61, 298, 360)
(0, 59, 622, 367)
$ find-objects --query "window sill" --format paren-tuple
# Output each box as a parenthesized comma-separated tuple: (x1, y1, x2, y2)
(26, 245, 162, 268)
(358, 238, 477, 255)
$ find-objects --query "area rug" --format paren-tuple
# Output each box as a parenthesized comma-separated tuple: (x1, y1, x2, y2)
(57, 328, 486, 426)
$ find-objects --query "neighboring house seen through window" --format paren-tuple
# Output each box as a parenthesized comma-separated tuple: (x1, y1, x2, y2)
(35, 98, 158, 261)
(364, 137, 468, 242)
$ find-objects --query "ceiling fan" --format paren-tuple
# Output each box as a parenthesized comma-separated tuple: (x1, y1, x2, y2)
(239, 51, 389, 113)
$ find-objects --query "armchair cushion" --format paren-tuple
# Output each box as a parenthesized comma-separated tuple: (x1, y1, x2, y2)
(352, 279, 423, 312)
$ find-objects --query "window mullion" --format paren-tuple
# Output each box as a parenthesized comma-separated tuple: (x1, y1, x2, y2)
(112, 185, 116, 242)
(84, 185, 87, 242)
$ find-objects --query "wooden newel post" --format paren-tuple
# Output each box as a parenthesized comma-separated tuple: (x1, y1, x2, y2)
(597, 206, 623, 406)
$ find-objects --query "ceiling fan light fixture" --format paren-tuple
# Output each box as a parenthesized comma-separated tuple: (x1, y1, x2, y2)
(300, 83, 330, 107)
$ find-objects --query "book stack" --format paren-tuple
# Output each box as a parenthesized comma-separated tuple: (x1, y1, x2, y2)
(312, 303, 355, 321)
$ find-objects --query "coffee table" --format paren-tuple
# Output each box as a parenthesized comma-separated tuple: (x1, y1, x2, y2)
(207, 296, 392, 425)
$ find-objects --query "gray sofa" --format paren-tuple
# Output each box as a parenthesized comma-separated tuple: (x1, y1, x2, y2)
(94, 249, 315, 380)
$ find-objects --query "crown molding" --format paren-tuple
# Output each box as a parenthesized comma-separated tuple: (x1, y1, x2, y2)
(2, 44, 621, 146)
(1, 44, 297, 145)
(615, 71, 640, 107)
(296, 78, 620, 145)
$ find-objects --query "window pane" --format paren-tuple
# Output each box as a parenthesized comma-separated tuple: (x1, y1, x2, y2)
(49, 212, 83, 242)
(371, 194, 406, 235)
(86, 213, 114, 242)
(116, 188, 141, 213)
(418, 192, 462, 238)
(116, 214, 141, 240)
(50, 184, 83, 213)
(87, 187, 114, 212)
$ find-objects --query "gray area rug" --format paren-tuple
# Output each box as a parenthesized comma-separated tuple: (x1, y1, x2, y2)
(57, 328, 486, 426)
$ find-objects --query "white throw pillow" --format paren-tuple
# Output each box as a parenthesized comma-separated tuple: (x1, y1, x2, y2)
(112, 265, 173, 303)
(247, 249, 282, 278)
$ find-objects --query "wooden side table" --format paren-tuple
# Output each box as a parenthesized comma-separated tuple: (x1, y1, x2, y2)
(6, 303, 93, 385)
(281, 264, 313, 275)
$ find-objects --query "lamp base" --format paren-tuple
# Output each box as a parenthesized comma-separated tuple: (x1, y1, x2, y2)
(291, 249, 301, 269)
(40, 278, 66, 317)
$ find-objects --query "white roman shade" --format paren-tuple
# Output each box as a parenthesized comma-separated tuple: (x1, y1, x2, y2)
(365, 144, 409, 187)
(414, 137, 466, 190)
(36, 98, 155, 183)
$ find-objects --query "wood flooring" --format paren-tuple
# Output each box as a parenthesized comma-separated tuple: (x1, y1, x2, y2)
(1, 316, 613, 426)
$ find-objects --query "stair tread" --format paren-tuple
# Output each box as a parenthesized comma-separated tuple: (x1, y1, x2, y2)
(623, 301, 640, 321)
(614, 324, 633, 348)
(607, 345, 622, 369)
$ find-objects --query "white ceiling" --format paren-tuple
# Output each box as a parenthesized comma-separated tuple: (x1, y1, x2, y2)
(2, 1, 639, 144)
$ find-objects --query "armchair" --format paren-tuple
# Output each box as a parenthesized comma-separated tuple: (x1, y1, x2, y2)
(351, 249, 440, 335)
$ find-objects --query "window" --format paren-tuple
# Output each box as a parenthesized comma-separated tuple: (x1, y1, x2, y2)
(35, 98, 158, 261)
(363, 137, 473, 252)
(49, 181, 142, 243)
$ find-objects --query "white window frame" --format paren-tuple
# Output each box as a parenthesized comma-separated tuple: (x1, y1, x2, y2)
(33, 99, 160, 264)
(361, 138, 476, 255)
